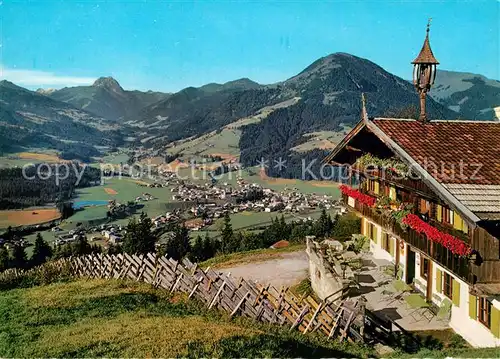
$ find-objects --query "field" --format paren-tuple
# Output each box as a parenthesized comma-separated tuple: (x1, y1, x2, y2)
(208, 211, 295, 231)
(0, 208, 61, 229)
(0, 150, 64, 168)
(16, 152, 63, 162)
(166, 128, 241, 160)
(0, 279, 372, 358)
(211, 168, 341, 196)
(291, 130, 349, 153)
(68, 178, 175, 223)
(99, 152, 129, 165)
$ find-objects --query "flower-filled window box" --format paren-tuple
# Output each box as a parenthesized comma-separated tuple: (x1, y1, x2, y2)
(339, 185, 376, 207)
(402, 214, 472, 257)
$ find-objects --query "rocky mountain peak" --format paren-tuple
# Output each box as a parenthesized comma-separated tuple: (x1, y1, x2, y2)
(36, 88, 56, 95)
(92, 76, 124, 92)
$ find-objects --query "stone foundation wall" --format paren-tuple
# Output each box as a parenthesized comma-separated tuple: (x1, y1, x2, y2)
(306, 237, 345, 300)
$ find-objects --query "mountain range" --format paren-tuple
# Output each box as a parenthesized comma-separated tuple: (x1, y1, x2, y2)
(430, 69, 500, 120)
(42, 77, 171, 122)
(0, 80, 124, 160)
(2, 53, 498, 168)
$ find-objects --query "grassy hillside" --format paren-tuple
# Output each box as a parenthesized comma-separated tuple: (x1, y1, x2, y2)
(1, 278, 499, 357)
(0, 279, 373, 358)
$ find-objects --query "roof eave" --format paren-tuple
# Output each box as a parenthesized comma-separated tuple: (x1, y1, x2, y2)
(322, 119, 366, 164)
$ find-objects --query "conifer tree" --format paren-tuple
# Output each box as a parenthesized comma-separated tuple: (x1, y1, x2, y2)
(123, 212, 157, 255)
(190, 235, 204, 262)
(220, 213, 233, 253)
(30, 233, 53, 267)
(0, 246, 10, 271)
(202, 233, 215, 259)
(11, 244, 28, 269)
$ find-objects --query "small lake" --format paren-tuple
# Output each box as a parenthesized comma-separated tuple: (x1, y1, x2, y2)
(73, 200, 109, 209)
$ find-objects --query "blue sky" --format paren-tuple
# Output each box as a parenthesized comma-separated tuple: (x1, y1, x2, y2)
(0, 1, 498, 92)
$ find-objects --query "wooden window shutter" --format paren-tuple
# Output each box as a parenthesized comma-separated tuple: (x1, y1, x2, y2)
(389, 186, 396, 201)
(462, 221, 469, 234)
(453, 212, 462, 231)
(374, 181, 380, 195)
(373, 225, 378, 244)
(492, 306, 500, 338)
(468, 294, 477, 319)
(389, 237, 395, 256)
(436, 268, 442, 293)
(360, 218, 365, 236)
(452, 279, 461, 306)
(437, 205, 442, 222)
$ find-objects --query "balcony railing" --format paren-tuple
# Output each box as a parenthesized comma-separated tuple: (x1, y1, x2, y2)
(351, 165, 438, 199)
(343, 194, 472, 283)
(356, 187, 472, 243)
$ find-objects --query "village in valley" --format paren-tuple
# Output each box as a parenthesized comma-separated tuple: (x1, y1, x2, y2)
(45, 166, 340, 249)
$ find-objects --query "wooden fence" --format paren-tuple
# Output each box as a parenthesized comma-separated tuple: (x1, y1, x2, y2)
(68, 252, 364, 341)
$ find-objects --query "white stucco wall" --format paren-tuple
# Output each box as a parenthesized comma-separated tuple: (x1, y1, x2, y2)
(364, 217, 394, 263)
(360, 216, 500, 347)
(413, 252, 427, 294)
(423, 261, 500, 347)
(439, 266, 500, 347)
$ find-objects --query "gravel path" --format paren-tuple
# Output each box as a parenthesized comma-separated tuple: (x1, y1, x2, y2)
(217, 251, 309, 288)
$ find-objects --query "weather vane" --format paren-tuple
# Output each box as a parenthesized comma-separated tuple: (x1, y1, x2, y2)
(427, 18, 432, 33)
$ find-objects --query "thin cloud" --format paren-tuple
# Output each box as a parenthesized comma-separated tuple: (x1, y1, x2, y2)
(0, 65, 96, 87)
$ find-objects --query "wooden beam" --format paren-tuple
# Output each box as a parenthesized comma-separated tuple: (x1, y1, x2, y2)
(346, 145, 362, 152)
(209, 281, 226, 309)
(231, 292, 251, 317)
(328, 307, 344, 339)
(304, 301, 324, 334)
(170, 273, 183, 292)
(188, 277, 204, 299)
(339, 310, 356, 342)
(290, 305, 310, 331)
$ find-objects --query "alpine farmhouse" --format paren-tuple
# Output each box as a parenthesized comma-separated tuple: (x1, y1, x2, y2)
(324, 23, 500, 347)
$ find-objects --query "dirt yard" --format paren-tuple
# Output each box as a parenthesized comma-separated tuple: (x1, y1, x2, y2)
(0, 208, 61, 228)
(17, 152, 64, 163)
(217, 251, 309, 288)
(104, 188, 118, 195)
(259, 168, 297, 185)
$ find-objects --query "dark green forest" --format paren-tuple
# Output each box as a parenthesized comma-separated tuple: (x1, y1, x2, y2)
(0, 164, 101, 209)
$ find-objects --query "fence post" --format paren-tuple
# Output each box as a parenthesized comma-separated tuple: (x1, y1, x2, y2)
(359, 295, 367, 340)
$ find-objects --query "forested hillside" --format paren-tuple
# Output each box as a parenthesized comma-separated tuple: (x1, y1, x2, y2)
(238, 53, 459, 177)
(430, 70, 500, 120)
(0, 165, 102, 209)
(0, 80, 124, 161)
(136, 86, 286, 146)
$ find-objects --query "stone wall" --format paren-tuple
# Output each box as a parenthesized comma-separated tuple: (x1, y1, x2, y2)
(306, 237, 346, 300)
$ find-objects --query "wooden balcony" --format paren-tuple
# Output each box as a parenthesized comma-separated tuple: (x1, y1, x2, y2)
(343, 194, 473, 284)
(352, 166, 438, 200)
(356, 187, 472, 244)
